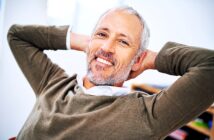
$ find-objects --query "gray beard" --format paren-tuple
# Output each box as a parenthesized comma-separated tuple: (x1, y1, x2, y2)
(86, 59, 135, 86)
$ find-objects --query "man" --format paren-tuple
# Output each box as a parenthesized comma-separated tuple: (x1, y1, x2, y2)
(7, 6, 214, 140)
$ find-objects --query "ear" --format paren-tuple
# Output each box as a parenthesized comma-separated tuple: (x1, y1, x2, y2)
(131, 51, 147, 71)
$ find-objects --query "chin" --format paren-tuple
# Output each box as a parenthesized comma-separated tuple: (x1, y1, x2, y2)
(86, 70, 115, 86)
(86, 63, 131, 86)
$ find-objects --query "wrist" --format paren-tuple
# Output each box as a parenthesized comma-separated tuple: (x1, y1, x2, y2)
(144, 50, 157, 70)
(148, 50, 157, 70)
(70, 32, 90, 52)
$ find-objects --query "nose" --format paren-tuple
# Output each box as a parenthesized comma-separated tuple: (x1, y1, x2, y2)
(101, 38, 115, 53)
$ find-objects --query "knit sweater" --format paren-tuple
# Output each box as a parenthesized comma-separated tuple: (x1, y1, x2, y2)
(7, 25, 214, 140)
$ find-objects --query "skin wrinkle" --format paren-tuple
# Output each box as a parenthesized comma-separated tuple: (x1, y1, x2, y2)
(92, 6, 150, 53)
(85, 9, 143, 86)
(7, 13, 214, 139)
(95, 49, 116, 65)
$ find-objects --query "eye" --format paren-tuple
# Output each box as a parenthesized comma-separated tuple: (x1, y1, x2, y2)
(119, 39, 129, 46)
(96, 32, 107, 38)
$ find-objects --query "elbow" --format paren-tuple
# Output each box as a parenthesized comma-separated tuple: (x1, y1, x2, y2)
(7, 24, 20, 45)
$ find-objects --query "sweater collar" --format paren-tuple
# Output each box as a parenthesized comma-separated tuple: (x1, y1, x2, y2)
(77, 75, 130, 96)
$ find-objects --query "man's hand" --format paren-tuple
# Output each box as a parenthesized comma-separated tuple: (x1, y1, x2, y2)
(70, 32, 90, 52)
(69, 32, 157, 80)
(128, 49, 157, 80)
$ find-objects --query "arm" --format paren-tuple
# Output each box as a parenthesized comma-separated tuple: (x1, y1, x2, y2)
(69, 32, 90, 52)
(7, 24, 89, 96)
(7, 24, 69, 96)
(136, 42, 214, 137)
(128, 49, 157, 79)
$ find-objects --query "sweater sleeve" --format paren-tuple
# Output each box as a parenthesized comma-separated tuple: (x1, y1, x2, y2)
(7, 24, 69, 96)
(145, 42, 214, 137)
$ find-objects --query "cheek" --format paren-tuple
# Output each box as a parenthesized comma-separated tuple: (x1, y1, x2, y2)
(114, 49, 136, 68)
(88, 40, 102, 52)
(87, 43, 98, 61)
(115, 58, 130, 70)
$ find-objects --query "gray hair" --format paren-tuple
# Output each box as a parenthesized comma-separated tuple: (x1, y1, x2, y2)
(94, 6, 150, 56)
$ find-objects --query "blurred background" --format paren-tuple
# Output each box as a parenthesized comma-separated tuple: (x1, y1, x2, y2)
(0, 0, 214, 139)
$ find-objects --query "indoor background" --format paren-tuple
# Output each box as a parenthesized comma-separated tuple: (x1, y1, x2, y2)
(0, 0, 214, 139)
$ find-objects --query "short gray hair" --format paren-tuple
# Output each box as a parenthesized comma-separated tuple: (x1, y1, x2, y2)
(95, 6, 150, 56)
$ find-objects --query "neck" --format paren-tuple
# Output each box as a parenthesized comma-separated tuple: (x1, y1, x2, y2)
(83, 76, 124, 89)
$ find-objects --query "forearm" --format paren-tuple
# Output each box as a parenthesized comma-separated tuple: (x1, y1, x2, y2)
(70, 32, 90, 52)
(8, 24, 69, 51)
(155, 42, 214, 76)
(150, 42, 214, 135)
(7, 24, 68, 95)
(143, 50, 157, 70)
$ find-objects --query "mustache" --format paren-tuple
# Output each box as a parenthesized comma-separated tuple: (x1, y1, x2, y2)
(95, 49, 116, 65)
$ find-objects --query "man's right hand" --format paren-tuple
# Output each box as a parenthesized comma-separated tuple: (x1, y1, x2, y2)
(70, 32, 90, 52)
(127, 49, 157, 80)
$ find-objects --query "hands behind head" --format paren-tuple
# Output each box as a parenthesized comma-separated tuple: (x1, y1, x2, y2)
(127, 49, 157, 80)
(70, 33, 90, 52)
(70, 33, 157, 81)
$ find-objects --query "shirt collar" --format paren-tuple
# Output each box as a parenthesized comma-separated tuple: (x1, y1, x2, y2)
(77, 75, 130, 96)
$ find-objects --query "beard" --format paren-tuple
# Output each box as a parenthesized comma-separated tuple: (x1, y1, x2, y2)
(86, 49, 135, 86)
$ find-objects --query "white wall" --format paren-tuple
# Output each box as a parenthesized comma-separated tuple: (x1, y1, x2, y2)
(125, 0, 214, 86)
(0, 0, 47, 139)
(0, 0, 6, 62)
(0, 0, 214, 139)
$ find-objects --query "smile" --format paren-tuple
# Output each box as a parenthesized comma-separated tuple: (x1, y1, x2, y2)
(96, 57, 113, 66)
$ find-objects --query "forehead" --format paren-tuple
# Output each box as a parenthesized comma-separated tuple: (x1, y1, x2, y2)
(95, 10, 142, 43)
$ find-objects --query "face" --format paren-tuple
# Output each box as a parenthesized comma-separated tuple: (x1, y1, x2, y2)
(86, 10, 142, 86)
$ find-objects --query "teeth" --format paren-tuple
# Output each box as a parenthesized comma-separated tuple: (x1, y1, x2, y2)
(97, 57, 112, 66)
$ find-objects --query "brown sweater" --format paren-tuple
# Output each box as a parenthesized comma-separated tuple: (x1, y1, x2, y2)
(7, 25, 214, 140)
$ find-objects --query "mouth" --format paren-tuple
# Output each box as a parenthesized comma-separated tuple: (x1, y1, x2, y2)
(96, 57, 113, 66)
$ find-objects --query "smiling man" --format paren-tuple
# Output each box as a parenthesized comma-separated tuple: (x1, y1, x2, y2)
(85, 8, 147, 88)
(7, 6, 214, 140)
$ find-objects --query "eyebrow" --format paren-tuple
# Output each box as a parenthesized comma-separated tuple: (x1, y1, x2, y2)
(96, 27, 109, 32)
(96, 27, 133, 44)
